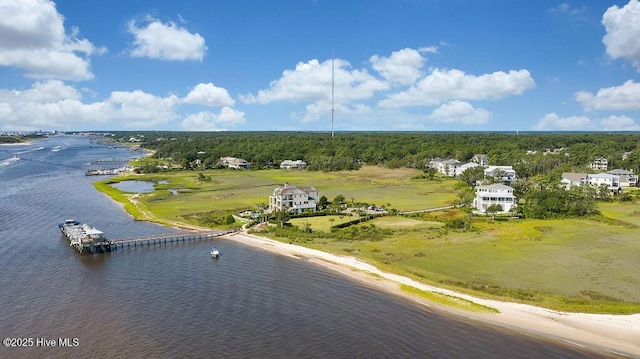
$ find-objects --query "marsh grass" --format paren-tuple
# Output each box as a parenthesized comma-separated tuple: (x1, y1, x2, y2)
(95, 167, 640, 313)
(400, 284, 499, 313)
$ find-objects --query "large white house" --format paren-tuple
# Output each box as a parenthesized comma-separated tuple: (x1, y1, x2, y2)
(220, 156, 251, 169)
(472, 154, 489, 166)
(268, 183, 319, 214)
(473, 184, 516, 214)
(429, 158, 478, 177)
(561, 172, 621, 194)
(589, 157, 608, 171)
(586, 173, 620, 194)
(608, 169, 637, 187)
(280, 159, 307, 169)
(483, 166, 516, 183)
(561, 172, 587, 190)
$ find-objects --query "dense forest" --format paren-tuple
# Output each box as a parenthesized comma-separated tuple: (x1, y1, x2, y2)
(111, 131, 640, 177)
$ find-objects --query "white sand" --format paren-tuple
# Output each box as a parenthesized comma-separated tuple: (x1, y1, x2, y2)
(223, 230, 640, 358)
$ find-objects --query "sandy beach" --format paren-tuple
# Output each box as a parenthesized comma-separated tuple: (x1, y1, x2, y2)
(0, 141, 32, 146)
(223, 230, 640, 358)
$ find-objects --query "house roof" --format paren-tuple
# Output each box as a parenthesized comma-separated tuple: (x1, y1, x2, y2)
(476, 183, 514, 190)
(273, 183, 317, 196)
(562, 172, 586, 182)
(587, 173, 618, 179)
(608, 169, 634, 175)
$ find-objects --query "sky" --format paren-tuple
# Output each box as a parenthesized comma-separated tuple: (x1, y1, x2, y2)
(1, 0, 640, 132)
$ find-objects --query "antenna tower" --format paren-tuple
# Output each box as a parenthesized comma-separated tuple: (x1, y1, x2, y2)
(331, 51, 335, 139)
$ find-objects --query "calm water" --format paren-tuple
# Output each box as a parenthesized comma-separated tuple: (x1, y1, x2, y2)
(0, 136, 611, 358)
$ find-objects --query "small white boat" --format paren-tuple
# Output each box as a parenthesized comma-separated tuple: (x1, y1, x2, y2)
(210, 246, 220, 258)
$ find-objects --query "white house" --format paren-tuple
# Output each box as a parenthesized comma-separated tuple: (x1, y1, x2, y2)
(280, 160, 307, 170)
(269, 183, 319, 214)
(473, 184, 516, 214)
(561, 172, 588, 190)
(429, 158, 462, 176)
(484, 166, 516, 183)
(472, 154, 489, 166)
(220, 156, 251, 169)
(429, 158, 478, 177)
(586, 173, 620, 194)
(607, 169, 637, 187)
(589, 157, 608, 171)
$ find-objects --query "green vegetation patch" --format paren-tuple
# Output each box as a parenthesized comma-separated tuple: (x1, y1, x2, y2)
(400, 284, 499, 313)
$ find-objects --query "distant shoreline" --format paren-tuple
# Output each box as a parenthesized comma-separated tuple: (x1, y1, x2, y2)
(0, 141, 32, 146)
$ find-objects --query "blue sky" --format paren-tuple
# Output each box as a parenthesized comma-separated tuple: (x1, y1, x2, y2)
(1, 0, 640, 132)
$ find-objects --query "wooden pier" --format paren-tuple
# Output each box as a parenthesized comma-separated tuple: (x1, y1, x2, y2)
(91, 157, 132, 165)
(71, 229, 237, 254)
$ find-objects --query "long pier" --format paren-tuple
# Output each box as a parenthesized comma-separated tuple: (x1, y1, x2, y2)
(91, 157, 132, 165)
(71, 229, 237, 254)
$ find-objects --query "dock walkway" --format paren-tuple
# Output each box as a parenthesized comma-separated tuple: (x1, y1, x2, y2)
(69, 229, 237, 254)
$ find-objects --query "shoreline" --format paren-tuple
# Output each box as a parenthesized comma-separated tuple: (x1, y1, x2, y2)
(0, 141, 32, 146)
(222, 230, 640, 358)
(93, 179, 639, 357)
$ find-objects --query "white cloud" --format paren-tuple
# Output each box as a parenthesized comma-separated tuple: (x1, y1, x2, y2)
(599, 115, 640, 131)
(533, 113, 640, 131)
(379, 68, 535, 107)
(602, 0, 640, 71)
(548, 3, 588, 16)
(370, 47, 428, 85)
(575, 80, 640, 111)
(0, 0, 104, 80)
(297, 101, 371, 123)
(0, 80, 111, 131)
(0, 79, 249, 130)
(108, 90, 180, 127)
(181, 107, 246, 131)
(427, 100, 492, 124)
(127, 16, 207, 61)
(183, 83, 234, 107)
(241, 58, 388, 104)
(533, 113, 595, 131)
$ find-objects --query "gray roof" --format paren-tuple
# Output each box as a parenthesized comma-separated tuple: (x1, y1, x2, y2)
(562, 172, 587, 182)
(476, 183, 514, 190)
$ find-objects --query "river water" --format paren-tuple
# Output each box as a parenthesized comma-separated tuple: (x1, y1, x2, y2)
(0, 136, 610, 358)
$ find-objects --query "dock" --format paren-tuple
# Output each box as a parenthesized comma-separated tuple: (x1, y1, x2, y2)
(59, 220, 236, 254)
(91, 157, 132, 165)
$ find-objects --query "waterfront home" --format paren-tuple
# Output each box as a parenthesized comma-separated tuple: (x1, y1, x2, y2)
(429, 158, 462, 176)
(589, 157, 608, 171)
(483, 166, 516, 183)
(220, 156, 251, 169)
(607, 169, 637, 187)
(562, 172, 622, 194)
(269, 183, 319, 214)
(473, 184, 516, 214)
(586, 173, 620, 194)
(429, 158, 478, 177)
(471, 154, 489, 166)
(561, 172, 588, 190)
(280, 159, 307, 170)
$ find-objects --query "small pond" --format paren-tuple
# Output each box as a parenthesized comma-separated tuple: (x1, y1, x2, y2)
(110, 180, 156, 193)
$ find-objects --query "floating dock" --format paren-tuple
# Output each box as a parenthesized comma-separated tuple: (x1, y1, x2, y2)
(59, 219, 236, 254)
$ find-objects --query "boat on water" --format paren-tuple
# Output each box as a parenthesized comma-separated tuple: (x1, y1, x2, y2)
(210, 246, 220, 258)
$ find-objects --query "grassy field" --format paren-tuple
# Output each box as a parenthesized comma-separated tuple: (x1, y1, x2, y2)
(95, 166, 640, 313)
(271, 211, 640, 313)
(100, 166, 459, 221)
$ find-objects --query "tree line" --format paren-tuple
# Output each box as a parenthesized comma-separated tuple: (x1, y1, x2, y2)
(112, 131, 640, 174)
